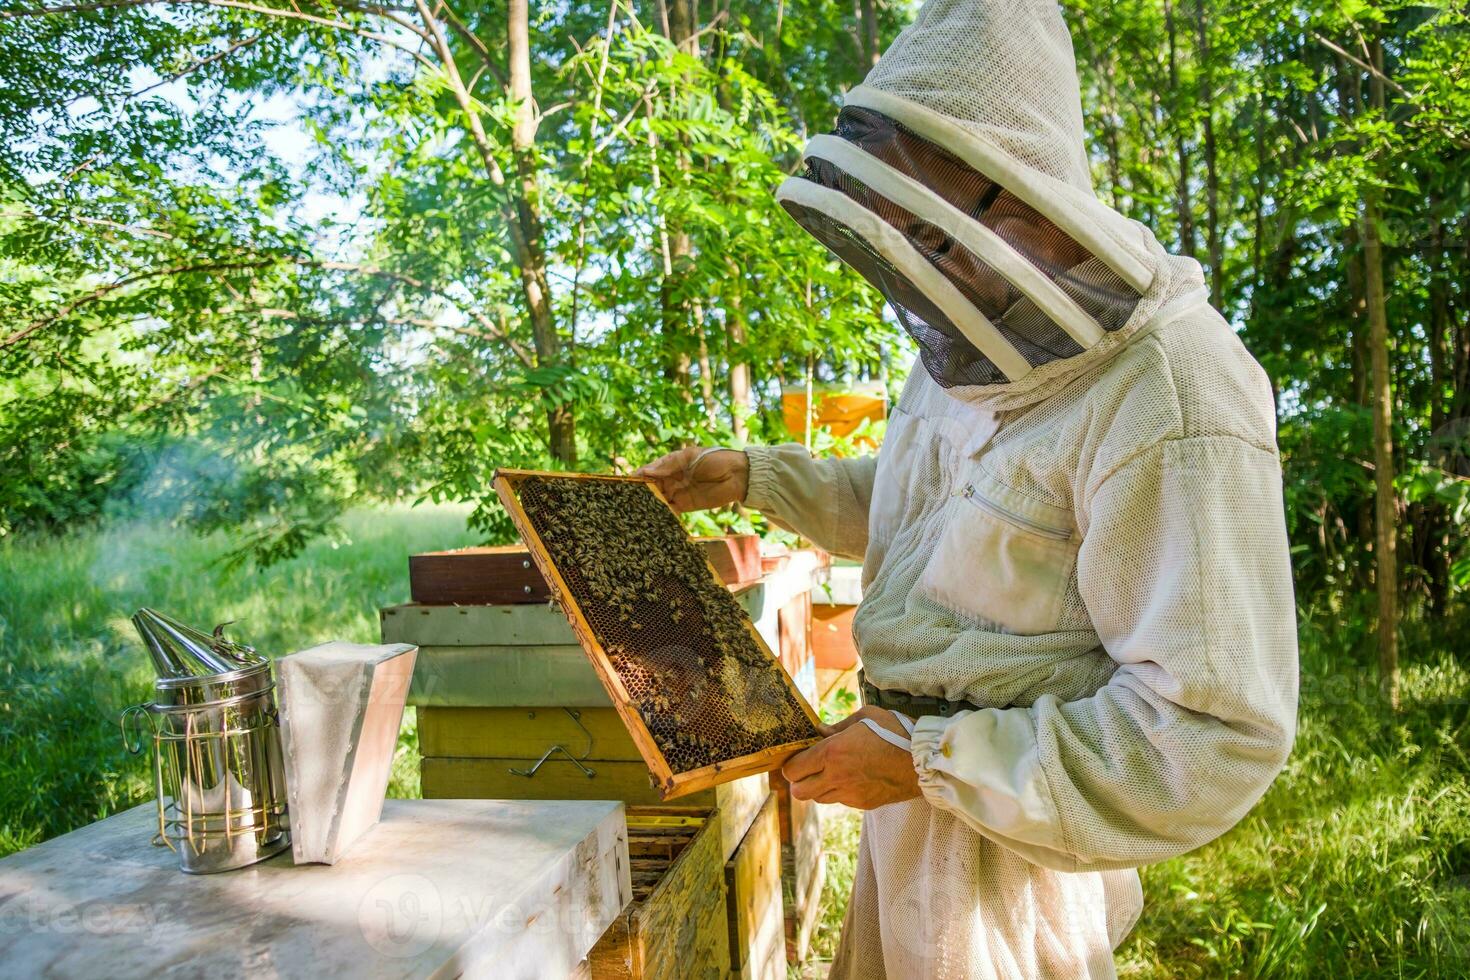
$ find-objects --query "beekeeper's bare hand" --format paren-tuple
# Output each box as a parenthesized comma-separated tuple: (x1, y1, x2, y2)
(782, 706, 921, 810)
(634, 447, 748, 512)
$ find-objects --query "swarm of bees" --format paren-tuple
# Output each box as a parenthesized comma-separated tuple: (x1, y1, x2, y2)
(517, 475, 817, 772)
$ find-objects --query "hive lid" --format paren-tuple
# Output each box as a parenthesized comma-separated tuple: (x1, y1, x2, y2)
(131, 608, 263, 679)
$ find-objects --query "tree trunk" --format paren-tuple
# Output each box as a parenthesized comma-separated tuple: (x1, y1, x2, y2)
(1363, 38, 1398, 708)
(1165, 0, 1196, 258)
(695, 305, 719, 430)
(659, 0, 698, 405)
(1250, 84, 1265, 317)
(507, 0, 574, 463)
(726, 266, 752, 443)
(1455, 213, 1470, 423)
(1429, 212, 1449, 433)
(1333, 57, 1370, 414)
(1195, 1, 1223, 305)
(860, 0, 880, 70)
(1074, 16, 1125, 210)
(414, 0, 573, 463)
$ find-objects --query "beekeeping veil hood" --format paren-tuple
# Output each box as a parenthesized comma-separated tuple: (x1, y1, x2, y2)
(777, 0, 1203, 404)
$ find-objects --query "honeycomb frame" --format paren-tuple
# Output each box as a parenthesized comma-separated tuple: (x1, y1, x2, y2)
(493, 469, 822, 800)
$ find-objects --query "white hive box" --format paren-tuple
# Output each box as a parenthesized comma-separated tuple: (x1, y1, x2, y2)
(277, 641, 417, 864)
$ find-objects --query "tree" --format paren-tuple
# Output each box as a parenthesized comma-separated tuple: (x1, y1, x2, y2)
(0, 0, 903, 552)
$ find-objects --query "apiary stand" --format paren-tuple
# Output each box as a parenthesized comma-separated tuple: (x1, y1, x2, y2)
(0, 798, 630, 979)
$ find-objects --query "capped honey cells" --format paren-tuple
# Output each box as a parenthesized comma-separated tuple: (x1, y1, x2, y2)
(512, 474, 819, 775)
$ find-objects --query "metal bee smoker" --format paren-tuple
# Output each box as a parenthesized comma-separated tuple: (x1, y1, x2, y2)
(120, 609, 290, 874)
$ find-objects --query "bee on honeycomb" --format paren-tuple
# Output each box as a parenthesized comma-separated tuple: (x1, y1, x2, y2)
(515, 475, 819, 773)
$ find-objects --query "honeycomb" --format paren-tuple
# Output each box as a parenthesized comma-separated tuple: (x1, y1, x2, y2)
(511, 474, 818, 774)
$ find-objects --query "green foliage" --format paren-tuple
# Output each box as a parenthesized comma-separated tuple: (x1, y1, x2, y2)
(1069, 0, 1470, 616)
(1, 1, 909, 559)
(1115, 616, 1470, 977)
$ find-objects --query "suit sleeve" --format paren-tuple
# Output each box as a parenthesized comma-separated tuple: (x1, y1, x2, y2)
(743, 444, 877, 562)
(908, 435, 1299, 871)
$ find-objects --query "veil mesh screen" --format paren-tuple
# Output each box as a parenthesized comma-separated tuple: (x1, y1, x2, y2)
(804, 157, 1086, 371)
(510, 475, 818, 775)
(780, 198, 1009, 387)
(832, 105, 1141, 333)
(781, 105, 1147, 388)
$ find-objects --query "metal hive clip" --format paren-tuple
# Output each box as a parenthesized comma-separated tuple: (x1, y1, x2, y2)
(508, 708, 597, 779)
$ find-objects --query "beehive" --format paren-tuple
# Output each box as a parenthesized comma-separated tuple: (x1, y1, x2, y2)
(407, 538, 762, 606)
(725, 793, 785, 980)
(770, 769, 825, 964)
(588, 807, 730, 980)
(493, 470, 822, 799)
(378, 599, 779, 864)
(812, 561, 863, 704)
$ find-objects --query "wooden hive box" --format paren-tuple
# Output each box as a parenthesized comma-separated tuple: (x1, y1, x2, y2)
(725, 792, 785, 980)
(812, 561, 863, 708)
(381, 555, 824, 711)
(408, 538, 763, 606)
(589, 807, 730, 980)
(379, 533, 826, 870)
(747, 550, 825, 708)
(415, 704, 767, 865)
(769, 769, 825, 965)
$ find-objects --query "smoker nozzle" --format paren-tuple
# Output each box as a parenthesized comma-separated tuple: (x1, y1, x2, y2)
(131, 608, 263, 679)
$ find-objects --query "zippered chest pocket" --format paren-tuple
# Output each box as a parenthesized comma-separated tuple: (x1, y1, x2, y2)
(918, 480, 1079, 636)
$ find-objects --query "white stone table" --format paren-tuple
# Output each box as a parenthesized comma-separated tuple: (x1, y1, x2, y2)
(0, 798, 630, 979)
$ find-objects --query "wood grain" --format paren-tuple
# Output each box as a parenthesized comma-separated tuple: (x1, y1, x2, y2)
(409, 545, 552, 604)
(418, 706, 643, 760)
(420, 753, 767, 864)
(725, 793, 785, 980)
(811, 603, 860, 670)
(588, 807, 730, 980)
(770, 768, 825, 964)
(408, 538, 762, 605)
(692, 534, 762, 587)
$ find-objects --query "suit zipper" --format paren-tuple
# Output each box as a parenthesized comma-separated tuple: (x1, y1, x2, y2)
(954, 484, 1073, 541)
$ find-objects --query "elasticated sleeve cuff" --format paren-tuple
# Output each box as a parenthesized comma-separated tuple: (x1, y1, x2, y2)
(742, 445, 781, 512)
(909, 708, 1072, 869)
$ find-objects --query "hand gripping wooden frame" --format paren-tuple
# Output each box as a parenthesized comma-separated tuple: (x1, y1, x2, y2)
(493, 469, 822, 800)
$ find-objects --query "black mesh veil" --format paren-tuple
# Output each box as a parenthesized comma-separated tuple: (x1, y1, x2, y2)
(779, 106, 1144, 388)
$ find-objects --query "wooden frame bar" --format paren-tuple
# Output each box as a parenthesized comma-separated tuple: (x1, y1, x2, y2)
(493, 469, 821, 801)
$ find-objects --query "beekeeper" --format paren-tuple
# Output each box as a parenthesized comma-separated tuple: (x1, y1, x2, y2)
(638, 0, 1298, 975)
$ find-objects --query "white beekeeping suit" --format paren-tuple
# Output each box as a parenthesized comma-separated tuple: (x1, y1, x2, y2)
(745, 1, 1300, 976)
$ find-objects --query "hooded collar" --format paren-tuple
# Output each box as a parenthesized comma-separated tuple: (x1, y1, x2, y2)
(776, 0, 1211, 410)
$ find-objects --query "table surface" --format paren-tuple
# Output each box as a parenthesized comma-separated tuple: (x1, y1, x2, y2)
(0, 798, 630, 980)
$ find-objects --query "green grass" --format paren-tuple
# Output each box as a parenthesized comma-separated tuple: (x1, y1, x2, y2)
(5, 509, 1469, 977)
(0, 504, 478, 856)
(808, 804, 861, 967)
(1116, 635, 1470, 978)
